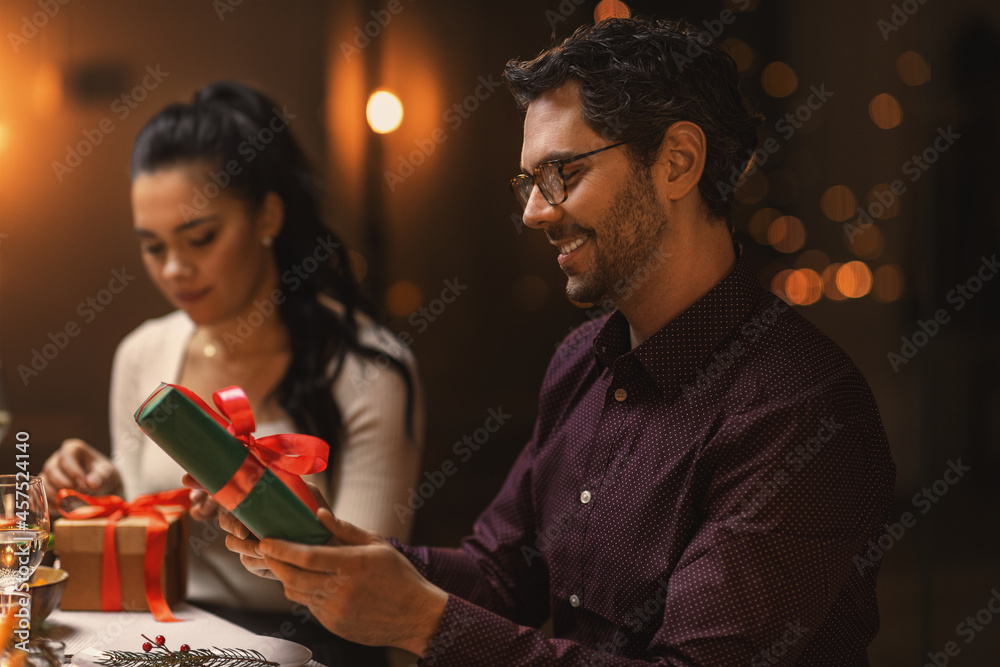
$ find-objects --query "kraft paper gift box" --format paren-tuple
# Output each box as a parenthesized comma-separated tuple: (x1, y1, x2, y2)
(54, 511, 188, 612)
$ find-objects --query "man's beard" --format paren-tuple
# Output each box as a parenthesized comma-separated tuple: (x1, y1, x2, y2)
(565, 166, 668, 306)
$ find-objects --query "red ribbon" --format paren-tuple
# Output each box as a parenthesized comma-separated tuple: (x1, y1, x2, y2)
(145, 384, 328, 513)
(57, 488, 192, 622)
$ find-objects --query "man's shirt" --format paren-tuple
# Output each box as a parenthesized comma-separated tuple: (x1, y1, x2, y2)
(396, 252, 896, 666)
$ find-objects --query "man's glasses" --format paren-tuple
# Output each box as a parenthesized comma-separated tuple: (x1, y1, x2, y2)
(509, 141, 628, 210)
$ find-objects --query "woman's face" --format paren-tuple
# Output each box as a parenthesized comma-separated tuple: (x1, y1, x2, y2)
(131, 165, 283, 326)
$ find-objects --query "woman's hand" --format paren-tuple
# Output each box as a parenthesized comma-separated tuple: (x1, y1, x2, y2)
(40, 439, 122, 512)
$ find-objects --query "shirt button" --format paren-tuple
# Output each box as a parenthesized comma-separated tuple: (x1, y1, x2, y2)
(580, 490, 592, 504)
(569, 594, 581, 607)
(614, 388, 627, 402)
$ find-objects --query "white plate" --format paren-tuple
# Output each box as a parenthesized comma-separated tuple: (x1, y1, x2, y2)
(72, 634, 312, 667)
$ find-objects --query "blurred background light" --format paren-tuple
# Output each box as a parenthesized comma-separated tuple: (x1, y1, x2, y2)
(869, 93, 903, 129)
(785, 268, 823, 305)
(836, 261, 874, 298)
(386, 279, 422, 316)
(822, 263, 848, 301)
(594, 0, 631, 22)
(767, 215, 807, 253)
(723, 38, 755, 72)
(821, 184, 858, 222)
(366, 89, 404, 134)
(873, 264, 906, 302)
(897, 51, 931, 86)
(761, 61, 798, 97)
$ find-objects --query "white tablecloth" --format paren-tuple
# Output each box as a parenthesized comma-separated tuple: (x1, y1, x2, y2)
(41, 603, 325, 667)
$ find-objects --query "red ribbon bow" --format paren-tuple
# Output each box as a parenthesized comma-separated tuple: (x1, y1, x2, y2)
(167, 384, 329, 514)
(57, 488, 191, 622)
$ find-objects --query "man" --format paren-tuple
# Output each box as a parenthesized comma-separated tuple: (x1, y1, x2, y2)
(219, 17, 895, 665)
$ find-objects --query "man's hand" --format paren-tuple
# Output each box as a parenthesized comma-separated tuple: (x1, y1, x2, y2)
(40, 439, 122, 512)
(259, 509, 448, 656)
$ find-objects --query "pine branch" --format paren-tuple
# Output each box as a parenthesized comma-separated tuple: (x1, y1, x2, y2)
(96, 647, 278, 667)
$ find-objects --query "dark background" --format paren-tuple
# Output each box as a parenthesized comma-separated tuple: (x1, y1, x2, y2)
(1, 0, 998, 663)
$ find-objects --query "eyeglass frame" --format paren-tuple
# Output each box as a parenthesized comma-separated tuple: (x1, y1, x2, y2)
(509, 140, 630, 209)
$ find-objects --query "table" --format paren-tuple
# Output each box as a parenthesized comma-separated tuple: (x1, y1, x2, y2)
(39, 603, 326, 667)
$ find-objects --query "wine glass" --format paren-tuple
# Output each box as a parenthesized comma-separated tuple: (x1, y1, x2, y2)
(0, 362, 12, 445)
(0, 476, 50, 625)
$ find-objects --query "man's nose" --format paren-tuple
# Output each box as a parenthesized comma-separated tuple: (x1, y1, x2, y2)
(521, 186, 562, 230)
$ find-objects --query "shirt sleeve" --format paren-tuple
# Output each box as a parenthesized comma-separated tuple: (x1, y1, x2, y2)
(398, 375, 891, 666)
(327, 343, 425, 542)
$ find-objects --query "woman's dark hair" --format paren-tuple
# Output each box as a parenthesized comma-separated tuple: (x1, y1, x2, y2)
(504, 16, 763, 223)
(130, 81, 413, 452)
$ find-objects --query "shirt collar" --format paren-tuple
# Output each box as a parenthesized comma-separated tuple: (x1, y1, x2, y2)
(592, 245, 760, 396)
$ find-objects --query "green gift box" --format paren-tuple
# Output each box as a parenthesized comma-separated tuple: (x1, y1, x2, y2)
(134, 383, 331, 544)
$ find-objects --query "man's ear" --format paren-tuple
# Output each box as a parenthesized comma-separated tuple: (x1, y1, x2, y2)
(257, 191, 285, 241)
(655, 121, 707, 202)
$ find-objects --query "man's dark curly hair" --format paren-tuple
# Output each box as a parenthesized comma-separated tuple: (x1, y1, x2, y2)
(504, 17, 763, 223)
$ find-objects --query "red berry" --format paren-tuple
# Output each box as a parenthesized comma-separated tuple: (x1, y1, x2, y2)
(155, 635, 166, 646)
(180, 645, 190, 652)
(142, 643, 153, 652)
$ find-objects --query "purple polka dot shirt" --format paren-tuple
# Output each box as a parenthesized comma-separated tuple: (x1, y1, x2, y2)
(396, 251, 895, 665)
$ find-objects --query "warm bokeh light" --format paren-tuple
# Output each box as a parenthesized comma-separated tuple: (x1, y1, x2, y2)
(771, 269, 795, 304)
(386, 280, 422, 316)
(347, 250, 368, 282)
(869, 93, 902, 129)
(821, 185, 857, 222)
(0, 124, 8, 152)
(734, 170, 768, 204)
(836, 261, 873, 298)
(723, 38, 754, 72)
(594, 0, 630, 21)
(767, 215, 807, 253)
(794, 249, 829, 272)
(866, 183, 900, 219)
(366, 89, 404, 134)
(873, 264, 905, 302)
(847, 225, 885, 260)
(785, 268, 823, 306)
(512, 275, 550, 311)
(749, 208, 782, 245)
(761, 62, 798, 98)
(897, 51, 931, 86)
(822, 263, 847, 301)
(32, 64, 63, 117)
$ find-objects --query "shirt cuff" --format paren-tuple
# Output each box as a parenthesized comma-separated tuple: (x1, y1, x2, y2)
(417, 594, 511, 667)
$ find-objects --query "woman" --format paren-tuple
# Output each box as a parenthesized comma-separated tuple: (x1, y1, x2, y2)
(41, 81, 423, 666)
